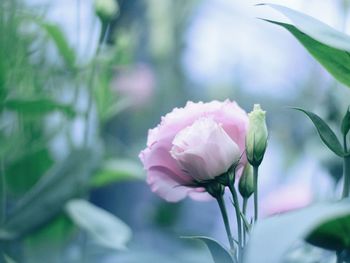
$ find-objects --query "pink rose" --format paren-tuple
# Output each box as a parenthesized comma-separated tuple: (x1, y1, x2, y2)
(139, 100, 249, 202)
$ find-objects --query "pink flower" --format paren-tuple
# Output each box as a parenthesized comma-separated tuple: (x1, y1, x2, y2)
(139, 100, 248, 202)
(171, 117, 241, 181)
(111, 63, 155, 108)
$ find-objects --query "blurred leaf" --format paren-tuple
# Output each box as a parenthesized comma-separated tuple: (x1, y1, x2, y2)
(0, 148, 99, 240)
(4, 98, 75, 118)
(341, 106, 350, 136)
(23, 214, 74, 261)
(261, 4, 350, 87)
(65, 199, 131, 250)
(293, 108, 345, 157)
(91, 159, 144, 188)
(6, 148, 53, 195)
(183, 236, 235, 263)
(244, 200, 350, 263)
(37, 22, 76, 70)
(3, 254, 16, 263)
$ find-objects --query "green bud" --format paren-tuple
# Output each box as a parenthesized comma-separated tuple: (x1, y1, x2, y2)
(238, 164, 254, 198)
(246, 104, 268, 166)
(341, 106, 350, 137)
(94, 0, 119, 22)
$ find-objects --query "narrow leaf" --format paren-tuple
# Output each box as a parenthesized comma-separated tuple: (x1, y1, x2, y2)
(4, 98, 75, 118)
(66, 199, 131, 250)
(40, 23, 76, 70)
(91, 159, 144, 188)
(0, 148, 99, 239)
(293, 108, 344, 156)
(261, 4, 350, 51)
(341, 106, 350, 136)
(245, 200, 350, 263)
(260, 5, 350, 88)
(183, 236, 235, 263)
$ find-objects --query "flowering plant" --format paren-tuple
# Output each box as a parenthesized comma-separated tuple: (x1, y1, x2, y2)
(139, 4, 350, 263)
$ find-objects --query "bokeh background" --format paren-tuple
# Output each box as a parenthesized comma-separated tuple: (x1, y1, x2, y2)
(1, 0, 350, 262)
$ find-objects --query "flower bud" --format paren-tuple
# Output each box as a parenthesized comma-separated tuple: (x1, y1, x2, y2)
(246, 104, 268, 166)
(94, 0, 119, 22)
(238, 164, 254, 198)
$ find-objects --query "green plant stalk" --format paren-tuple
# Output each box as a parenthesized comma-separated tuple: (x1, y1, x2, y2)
(242, 197, 248, 245)
(83, 23, 110, 146)
(228, 184, 243, 261)
(342, 135, 350, 198)
(0, 158, 6, 223)
(253, 166, 259, 222)
(216, 194, 235, 253)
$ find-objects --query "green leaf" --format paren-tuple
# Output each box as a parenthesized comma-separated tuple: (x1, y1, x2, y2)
(0, 148, 100, 239)
(260, 4, 350, 51)
(341, 106, 350, 136)
(306, 213, 350, 251)
(39, 22, 76, 70)
(3, 255, 16, 263)
(3, 98, 75, 118)
(260, 4, 350, 87)
(91, 159, 144, 188)
(182, 236, 235, 263)
(293, 108, 345, 157)
(65, 199, 131, 250)
(6, 148, 53, 195)
(244, 200, 350, 263)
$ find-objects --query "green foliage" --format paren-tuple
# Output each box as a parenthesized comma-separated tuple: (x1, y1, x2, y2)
(0, 148, 99, 239)
(341, 106, 350, 137)
(91, 159, 144, 188)
(35, 21, 76, 71)
(183, 236, 235, 263)
(3, 98, 75, 119)
(293, 108, 345, 157)
(261, 4, 350, 88)
(244, 201, 350, 263)
(65, 199, 131, 250)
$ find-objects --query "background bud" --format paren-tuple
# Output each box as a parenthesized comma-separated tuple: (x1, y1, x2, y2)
(94, 0, 119, 22)
(239, 164, 254, 198)
(246, 104, 268, 166)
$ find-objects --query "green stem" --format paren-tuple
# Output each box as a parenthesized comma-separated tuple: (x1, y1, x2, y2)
(253, 166, 259, 222)
(0, 158, 6, 223)
(242, 198, 248, 245)
(229, 185, 243, 261)
(83, 23, 110, 146)
(342, 135, 350, 199)
(216, 195, 235, 253)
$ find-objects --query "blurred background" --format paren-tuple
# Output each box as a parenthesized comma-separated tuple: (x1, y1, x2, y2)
(1, 0, 350, 262)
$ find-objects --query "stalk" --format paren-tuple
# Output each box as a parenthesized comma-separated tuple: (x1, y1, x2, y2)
(342, 135, 350, 198)
(242, 198, 248, 245)
(216, 194, 235, 252)
(229, 185, 243, 262)
(253, 166, 259, 222)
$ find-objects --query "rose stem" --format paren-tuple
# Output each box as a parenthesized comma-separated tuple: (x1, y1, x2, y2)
(229, 185, 243, 262)
(342, 135, 350, 198)
(242, 197, 248, 245)
(216, 194, 235, 253)
(253, 166, 259, 222)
